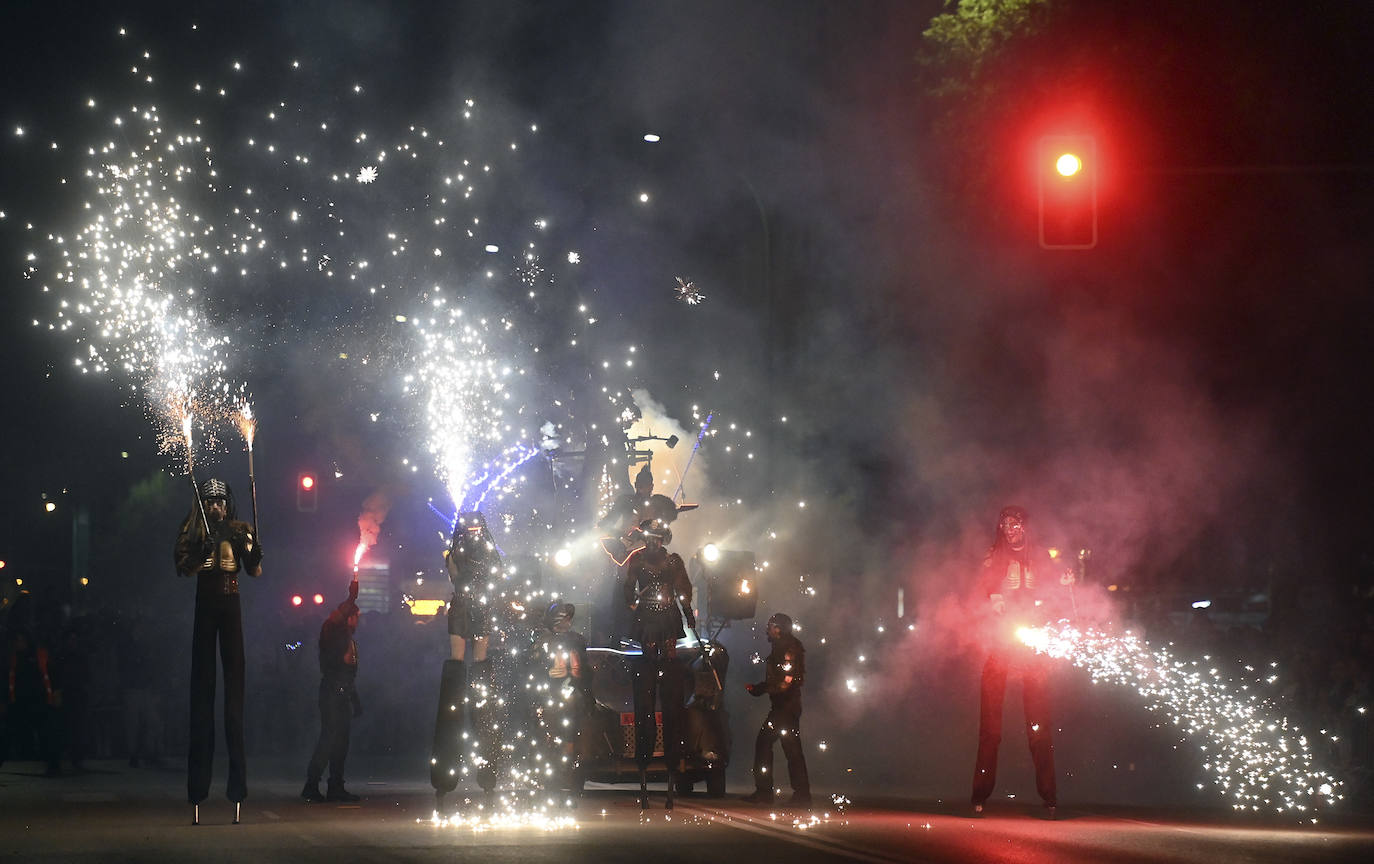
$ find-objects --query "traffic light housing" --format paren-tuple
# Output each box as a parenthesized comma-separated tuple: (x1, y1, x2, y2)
(297, 472, 317, 512)
(1038, 135, 1097, 249)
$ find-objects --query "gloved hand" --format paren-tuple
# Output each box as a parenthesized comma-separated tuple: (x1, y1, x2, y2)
(244, 536, 264, 573)
(745, 683, 763, 697)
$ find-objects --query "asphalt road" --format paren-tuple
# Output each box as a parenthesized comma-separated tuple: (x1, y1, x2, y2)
(2, 760, 1370, 863)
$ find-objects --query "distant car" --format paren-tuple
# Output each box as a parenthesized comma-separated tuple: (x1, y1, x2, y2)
(580, 640, 731, 796)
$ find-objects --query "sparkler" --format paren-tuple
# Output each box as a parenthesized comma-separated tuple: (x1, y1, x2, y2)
(21, 20, 781, 825)
(1017, 620, 1343, 820)
(236, 394, 260, 540)
(181, 410, 211, 537)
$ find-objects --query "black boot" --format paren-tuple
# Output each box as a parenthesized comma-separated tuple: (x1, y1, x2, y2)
(431, 660, 466, 793)
(470, 660, 498, 793)
(326, 780, 361, 802)
(300, 781, 325, 803)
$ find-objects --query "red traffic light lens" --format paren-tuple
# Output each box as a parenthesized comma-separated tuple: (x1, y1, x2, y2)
(300, 474, 316, 490)
(1055, 153, 1082, 177)
(291, 594, 303, 607)
(313, 593, 325, 605)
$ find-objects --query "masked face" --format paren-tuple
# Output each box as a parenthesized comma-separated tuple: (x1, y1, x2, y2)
(1000, 516, 1026, 550)
(767, 622, 782, 642)
(205, 498, 228, 523)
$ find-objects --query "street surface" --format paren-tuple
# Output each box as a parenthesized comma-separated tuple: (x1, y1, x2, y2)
(2, 759, 1370, 863)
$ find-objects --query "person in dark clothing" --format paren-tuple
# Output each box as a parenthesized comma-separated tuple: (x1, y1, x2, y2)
(742, 612, 811, 807)
(431, 511, 501, 807)
(173, 478, 263, 823)
(54, 628, 91, 773)
(529, 602, 591, 800)
(120, 612, 164, 768)
(621, 518, 693, 810)
(970, 505, 1074, 820)
(3, 630, 60, 775)
(302, 579, 362, 803)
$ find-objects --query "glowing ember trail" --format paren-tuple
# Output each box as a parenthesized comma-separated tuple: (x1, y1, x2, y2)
(1017, 621, 1343, 820)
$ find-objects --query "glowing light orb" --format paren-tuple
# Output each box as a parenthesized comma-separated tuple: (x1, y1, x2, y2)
(1055, 153, 1082, 177)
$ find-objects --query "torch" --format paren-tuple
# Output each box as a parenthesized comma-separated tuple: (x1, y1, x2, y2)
(237, 399, 260, 542)
(183, 413, 212, 538)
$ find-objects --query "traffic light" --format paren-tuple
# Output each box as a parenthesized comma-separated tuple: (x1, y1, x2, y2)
(297, 472, 317, 512)
(1038, 135, 1097, 249)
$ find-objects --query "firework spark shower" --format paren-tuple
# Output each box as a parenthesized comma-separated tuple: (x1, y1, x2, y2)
(1018, 621, 1343, 820)
(7, 3, 1372, 835)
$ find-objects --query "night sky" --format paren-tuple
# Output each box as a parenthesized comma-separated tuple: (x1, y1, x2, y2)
(2, 0, 1372, 804)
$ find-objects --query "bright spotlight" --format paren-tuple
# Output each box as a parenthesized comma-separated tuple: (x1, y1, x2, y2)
(554, 548, 572, 568)
(702, 543, 720, 563)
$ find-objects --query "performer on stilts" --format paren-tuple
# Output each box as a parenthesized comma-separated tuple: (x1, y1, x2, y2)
(431, 511, 501, 810)
(621, 518, 693, 810)
(174, 478, 263, 825)
(970, 504, 1075, 820)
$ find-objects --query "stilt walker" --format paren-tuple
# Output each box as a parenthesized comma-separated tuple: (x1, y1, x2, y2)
(622, 519, 693, 810)
(431, 512, 500, 811)
(174, 415, 264, 825)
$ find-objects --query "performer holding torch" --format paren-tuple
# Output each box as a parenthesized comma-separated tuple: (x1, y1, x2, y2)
(301, 577, 362, 804)
(970, 505, 1074, 820)
(173, 478, 263, 825)
(621, 518, 693, 810)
